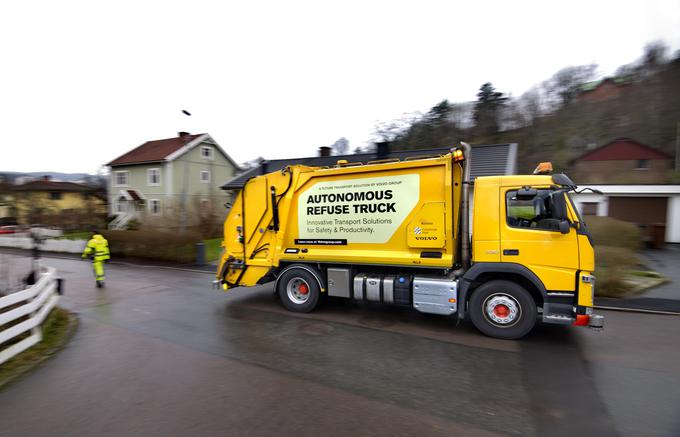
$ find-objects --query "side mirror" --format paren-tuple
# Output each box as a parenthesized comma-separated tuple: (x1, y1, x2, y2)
(552, 193, 568, 220)
(517, 187, 537, 200)
(559, 220, 570, 234)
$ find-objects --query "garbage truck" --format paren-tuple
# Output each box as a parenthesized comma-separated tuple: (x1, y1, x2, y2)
(215, 143, 604, 339)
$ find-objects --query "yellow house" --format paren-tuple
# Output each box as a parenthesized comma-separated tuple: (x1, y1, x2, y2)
(11, 177, 107, 229)
(0, 182, 16, 224)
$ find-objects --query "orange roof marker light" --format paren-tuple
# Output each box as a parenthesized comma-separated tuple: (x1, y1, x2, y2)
(533, 162, 553, 175)
(452, 147, 465, 162)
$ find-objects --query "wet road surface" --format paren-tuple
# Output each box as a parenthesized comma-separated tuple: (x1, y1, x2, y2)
(0, 255, 678, 436)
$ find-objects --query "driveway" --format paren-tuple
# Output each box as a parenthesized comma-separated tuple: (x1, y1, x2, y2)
(640, 245, 680, 299)
(0, 253, 678, 437)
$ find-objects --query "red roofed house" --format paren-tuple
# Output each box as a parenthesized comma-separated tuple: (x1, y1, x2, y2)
(570, 137, 673, 184)
(575, 78, 630, 103)
(569, 138, 680, 244)
(107, 132, 240, 230)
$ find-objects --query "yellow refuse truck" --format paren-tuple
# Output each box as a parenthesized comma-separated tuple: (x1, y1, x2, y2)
(215, 143, 604, 339)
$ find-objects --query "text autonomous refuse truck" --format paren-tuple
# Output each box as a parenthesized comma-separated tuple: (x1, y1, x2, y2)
(215, 143, 604, 339)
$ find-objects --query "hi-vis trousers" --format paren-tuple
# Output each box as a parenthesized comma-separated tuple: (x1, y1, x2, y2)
(92, 260, 105, 282)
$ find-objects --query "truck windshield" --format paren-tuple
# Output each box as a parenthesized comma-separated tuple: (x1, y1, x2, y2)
(565, 192, 593, 243)
(566, 192, 584, 224)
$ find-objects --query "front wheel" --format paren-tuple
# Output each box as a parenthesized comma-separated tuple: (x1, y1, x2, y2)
(277, 266, 321, 313)
(469, 280, 537, 340)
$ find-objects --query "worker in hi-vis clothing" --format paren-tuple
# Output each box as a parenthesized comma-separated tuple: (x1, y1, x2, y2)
(81, 230, 110, 288)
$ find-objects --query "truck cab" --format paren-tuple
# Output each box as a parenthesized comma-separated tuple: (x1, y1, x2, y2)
(460, 174, 599, 336)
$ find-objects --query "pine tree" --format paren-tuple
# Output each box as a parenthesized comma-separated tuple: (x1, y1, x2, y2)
(474, 83, 507, 137)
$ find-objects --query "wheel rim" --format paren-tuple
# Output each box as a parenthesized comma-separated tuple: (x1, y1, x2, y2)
(483, 293, 521, 327)
(286, 277, 311, 304)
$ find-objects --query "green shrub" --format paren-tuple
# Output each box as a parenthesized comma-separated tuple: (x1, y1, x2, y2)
(586, 216, 641, 250)
(102, 230, 202, 263)
(594, 245, 639, 297)
(127, 219, 140, 231)
(204, 238, 224, 262)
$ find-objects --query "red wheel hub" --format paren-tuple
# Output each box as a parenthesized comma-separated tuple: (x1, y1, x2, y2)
(298, 283, 309, 294)
(493, 304, 510, 318)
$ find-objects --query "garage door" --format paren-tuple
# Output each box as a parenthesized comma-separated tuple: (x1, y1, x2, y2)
(608, 197, 667, 225)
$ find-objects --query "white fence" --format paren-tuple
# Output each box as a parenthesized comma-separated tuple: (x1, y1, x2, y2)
(0, 267, 60, 366)
(0, 236, 86, 254)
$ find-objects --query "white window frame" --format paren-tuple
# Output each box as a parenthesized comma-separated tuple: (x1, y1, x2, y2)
(147, 168, 161, 186)
(201, 146, 214, 160)
(148, 199, 161, 216)
(113, 171, 129, 187)
(200, 170, 211, 183)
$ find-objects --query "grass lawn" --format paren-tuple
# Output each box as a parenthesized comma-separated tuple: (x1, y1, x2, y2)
(204, 238, 223, 262)
(58, 231, 91, 240)
(0, 307, 78, 390)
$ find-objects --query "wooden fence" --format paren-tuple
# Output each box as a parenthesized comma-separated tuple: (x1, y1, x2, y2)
(0, 267, 60, 365)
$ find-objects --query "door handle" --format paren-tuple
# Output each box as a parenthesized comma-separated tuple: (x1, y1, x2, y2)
(503, 249, 519, 256)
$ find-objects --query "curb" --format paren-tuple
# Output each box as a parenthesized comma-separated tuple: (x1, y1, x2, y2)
(595, 296, 680, 315)
(594, 305, 680, 316)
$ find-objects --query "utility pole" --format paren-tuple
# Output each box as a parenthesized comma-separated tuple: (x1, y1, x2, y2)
(675, 120, 680, 172)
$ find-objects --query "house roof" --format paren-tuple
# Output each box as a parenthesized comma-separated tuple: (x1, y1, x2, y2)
(576, 138, 672, 161)
(117, 189, 145, 201)
(107, 133, 204, 166)
(12, 180, 97, 192)
(579, 77, 628, 93)
(221, 143, 518, 190)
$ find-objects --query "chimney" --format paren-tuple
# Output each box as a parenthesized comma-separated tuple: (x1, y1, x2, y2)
(178, 131, 190, 138)
(376, 142, 390, 159)
(318, 146, 332, 157)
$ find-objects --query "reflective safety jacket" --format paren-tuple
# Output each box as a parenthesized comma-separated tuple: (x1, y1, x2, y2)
(82, 234, 110, 262)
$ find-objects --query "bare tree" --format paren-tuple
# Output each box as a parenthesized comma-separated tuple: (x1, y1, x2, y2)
(330, 137, 350, 155)
(543, 64, 598, 109)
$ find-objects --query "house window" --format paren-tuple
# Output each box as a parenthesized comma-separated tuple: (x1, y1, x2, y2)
(149, 199, 161, 216)
(50, 192, 62, 200)
(115, 199, 125, 213)
(201, 146, 214, 160)
(147, 168, 161, 186)
(635, 159, 649, 170)
(114, 171, 129, 186)
(200, 170, 211, 183)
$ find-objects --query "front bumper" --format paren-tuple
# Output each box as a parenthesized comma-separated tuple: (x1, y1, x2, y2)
(572, 312, 605, 331)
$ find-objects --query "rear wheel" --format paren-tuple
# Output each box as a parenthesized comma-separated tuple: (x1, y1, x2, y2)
(469, 280, 537, 340)
(277, 266, 321, 313)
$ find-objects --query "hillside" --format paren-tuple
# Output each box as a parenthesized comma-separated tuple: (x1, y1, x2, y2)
(374, 46, 680, 179)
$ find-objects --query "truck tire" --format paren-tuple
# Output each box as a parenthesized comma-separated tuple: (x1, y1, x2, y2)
(277, 266, 321, 313)
(469, 280, 537, 340)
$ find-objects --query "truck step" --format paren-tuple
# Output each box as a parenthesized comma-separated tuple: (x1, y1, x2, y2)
(543, 314, 575, 325)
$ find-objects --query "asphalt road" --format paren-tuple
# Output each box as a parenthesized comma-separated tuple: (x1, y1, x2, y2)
(0, 254, 679, 437)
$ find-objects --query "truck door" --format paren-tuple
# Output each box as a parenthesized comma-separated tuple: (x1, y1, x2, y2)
(500, 187, 579, 291)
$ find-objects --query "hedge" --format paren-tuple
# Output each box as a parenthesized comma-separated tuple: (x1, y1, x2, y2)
(102, 230, 202, 264)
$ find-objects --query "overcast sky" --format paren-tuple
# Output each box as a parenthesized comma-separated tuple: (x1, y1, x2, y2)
(1, 0, 679, 174)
